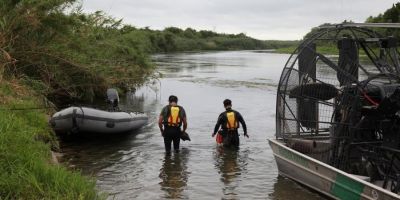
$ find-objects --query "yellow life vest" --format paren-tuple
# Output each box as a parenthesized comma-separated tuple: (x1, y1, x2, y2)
(226, 111, 238, 130)
(168, 106, 181, 126)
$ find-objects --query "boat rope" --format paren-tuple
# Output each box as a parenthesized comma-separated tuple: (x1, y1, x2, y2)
(79, 106, 85, 120)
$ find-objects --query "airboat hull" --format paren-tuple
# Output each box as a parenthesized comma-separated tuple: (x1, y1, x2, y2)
(49, 107, 148, 136)
(269, 139, 400, 200)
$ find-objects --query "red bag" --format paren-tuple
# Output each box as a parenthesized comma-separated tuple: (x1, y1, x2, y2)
(216, 132, 223, 144)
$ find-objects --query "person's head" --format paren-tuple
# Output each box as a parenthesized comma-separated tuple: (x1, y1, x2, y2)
(169, 95, 178, 104)
(223, 99, 232, 109)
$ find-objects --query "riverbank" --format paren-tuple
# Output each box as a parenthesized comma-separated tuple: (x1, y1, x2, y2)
(0, 79, 102, 199)
(275, 44, 339, 54)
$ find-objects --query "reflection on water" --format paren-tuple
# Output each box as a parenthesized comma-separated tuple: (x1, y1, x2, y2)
(60, 132, 141, 175)
(180, 77, 278, 90)
(159, 149, 190, 199)
(214, 146, 246, 199)
(269, 176, 326, 200)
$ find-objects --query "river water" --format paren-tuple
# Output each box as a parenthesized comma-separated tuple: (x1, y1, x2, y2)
(60, 51, 326, 199)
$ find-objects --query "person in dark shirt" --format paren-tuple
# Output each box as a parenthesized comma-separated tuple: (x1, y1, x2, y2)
(212, 99, 248, 148)
(159, 95, 187, 153)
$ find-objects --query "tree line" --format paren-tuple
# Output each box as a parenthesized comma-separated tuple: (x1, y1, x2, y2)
(0, 0, 297, 105)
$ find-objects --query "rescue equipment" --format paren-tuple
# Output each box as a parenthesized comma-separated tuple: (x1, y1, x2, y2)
(168, 106, 181, 126)
(180, 131, 191, 141)
(226, 111, 238, 130)
(216, 132, 223, 144)
(50, 106, 148, 136)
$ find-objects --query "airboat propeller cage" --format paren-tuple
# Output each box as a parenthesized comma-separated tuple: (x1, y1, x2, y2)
(275, 23, 400, 194)
(297, 42, 317, 129)
(276, 23, 400, 139)
(337, 37, 358, 86)
(282, 36, 359, 132)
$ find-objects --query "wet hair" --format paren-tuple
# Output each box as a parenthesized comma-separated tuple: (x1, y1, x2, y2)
(223, 99, 232, 107)
(169, 95, 178, 103)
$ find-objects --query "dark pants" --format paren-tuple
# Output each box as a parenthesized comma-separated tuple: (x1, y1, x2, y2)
(163, 126, 181, 153)
(221, 130, 239, 148)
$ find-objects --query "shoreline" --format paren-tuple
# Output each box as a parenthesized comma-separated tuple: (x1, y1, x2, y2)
(0, 79, 103, 199)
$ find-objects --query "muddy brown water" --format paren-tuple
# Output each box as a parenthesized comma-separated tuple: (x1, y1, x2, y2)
(60, 51, 326, 199)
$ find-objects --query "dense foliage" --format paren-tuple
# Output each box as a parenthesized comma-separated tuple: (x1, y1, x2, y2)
(0, 0, 154, 105)
(0, 0, 298, 105)
(112, 26, 298, 53)
(367, 3, 400, 23)
(366, 3, 400, 36)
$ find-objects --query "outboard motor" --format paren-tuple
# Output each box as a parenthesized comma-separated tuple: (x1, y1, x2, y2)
(106, 88, 120, 111)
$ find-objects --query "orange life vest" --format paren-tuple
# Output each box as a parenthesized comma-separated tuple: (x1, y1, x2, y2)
(226, 111, 238, 130)
(167, 106, 181, 126)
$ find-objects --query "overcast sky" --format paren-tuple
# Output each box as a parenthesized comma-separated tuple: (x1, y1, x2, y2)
(82, 0, 399, 40)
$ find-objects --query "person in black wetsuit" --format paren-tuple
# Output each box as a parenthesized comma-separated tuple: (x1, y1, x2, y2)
(159, 95, 188, 153)
(212, 99, 248, 148)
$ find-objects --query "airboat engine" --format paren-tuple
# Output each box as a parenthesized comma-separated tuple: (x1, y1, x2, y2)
(106, 88, 120, 111)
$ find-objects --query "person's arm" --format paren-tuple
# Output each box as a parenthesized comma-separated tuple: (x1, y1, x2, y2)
(159, 106, 166, 137)
(212, 114, 223, 137)
(181, 107, 187, 133)
(158, 115, 164, 137)
(237, 112, 248, 138)
(182, 117, 187, 132)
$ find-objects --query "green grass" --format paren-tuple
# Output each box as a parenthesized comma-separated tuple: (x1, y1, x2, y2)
(275, 43, 385, 57)
(275, 45, 340, 55)
(275, 46, 297, 54)
(0, 81, 103, 200)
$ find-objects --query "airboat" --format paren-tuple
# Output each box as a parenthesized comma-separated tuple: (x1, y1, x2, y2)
(269, 23, 400, 199)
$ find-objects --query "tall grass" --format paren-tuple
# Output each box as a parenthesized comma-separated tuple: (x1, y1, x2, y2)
(0, 81, 103, 199)
(0, 1, 155, 105)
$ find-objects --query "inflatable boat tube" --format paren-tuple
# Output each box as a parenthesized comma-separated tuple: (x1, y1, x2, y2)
(50, 106, 148, 135)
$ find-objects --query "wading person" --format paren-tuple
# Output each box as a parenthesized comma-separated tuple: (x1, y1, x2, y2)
(159, 95, 187, 153)
(212, 99, 248, 148)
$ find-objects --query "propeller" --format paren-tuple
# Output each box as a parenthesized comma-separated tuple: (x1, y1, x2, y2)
(289, 82, 339, 101)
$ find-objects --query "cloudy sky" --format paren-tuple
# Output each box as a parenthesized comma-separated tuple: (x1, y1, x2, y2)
(82, 0, 398, 40)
